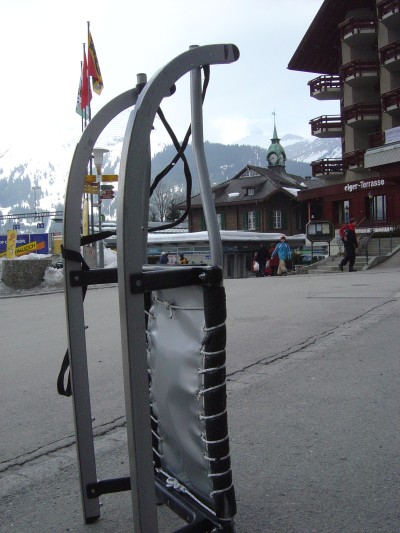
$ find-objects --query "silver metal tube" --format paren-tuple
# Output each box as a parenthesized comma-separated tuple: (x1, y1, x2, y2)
(190, 58, 223, 267)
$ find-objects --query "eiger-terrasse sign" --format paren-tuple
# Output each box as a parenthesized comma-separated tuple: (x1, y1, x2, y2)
(344, 179, 385, 193)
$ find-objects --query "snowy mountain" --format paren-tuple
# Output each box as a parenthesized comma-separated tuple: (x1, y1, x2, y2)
(0, 134, 341, 230)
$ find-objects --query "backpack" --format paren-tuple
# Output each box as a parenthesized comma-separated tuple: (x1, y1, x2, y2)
(339, 225, 350, 242)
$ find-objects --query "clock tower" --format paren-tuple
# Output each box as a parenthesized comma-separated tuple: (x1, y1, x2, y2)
(266, 121, 286, 168)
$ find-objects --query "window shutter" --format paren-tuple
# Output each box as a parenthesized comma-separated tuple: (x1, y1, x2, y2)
(200, 213, 206, 231)
(256, 210, 261, 231)
(221, 213, 226, 230)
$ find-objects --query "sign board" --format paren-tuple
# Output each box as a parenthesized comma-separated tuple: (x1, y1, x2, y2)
(0, 233, 49, 257)
(101, 174, 118, 182)
(6, 230, 17, 258)
(385, 126, 400, 144)
(100, 191, 114, 200)
(84, 184, 99, 195)
(306, 220, 335, 242)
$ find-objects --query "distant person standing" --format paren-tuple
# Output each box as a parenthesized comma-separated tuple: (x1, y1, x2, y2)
(339, 218, 359, 272)
(255, 243, 269, 277)
(271, 236, 292, 276)
(159, 252, 168, 264)
(179, 254, 189, 265)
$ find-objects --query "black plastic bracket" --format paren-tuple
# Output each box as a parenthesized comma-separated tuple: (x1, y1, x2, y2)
(130, 266, 223, 294)
(69, 268, 118, 287)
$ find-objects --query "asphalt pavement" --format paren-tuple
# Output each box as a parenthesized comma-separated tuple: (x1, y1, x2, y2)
(0, 257, 399, 532)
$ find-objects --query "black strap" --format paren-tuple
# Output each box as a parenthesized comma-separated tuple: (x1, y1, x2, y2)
(149, 65, 210, 232)
(57, 349, 72, 397)
(80, 230, 115, 246)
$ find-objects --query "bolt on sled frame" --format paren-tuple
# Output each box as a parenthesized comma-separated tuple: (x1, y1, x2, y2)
(62, 44, 239, 532)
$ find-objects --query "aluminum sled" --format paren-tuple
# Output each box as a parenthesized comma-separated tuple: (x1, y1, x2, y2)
(61, 44, 239, 532)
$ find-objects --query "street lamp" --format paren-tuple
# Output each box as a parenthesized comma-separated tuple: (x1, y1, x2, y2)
(92, 148, 109, 268)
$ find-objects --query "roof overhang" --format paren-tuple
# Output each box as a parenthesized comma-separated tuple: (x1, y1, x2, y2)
(288, 0, 376, 75)
(364, 143, 400, 168)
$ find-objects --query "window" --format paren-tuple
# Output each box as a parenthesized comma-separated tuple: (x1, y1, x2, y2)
(248, 211, 256, 230)
(334, 200, 350, 224)
(247, 188, 255, 196)
(273, 209, 282, 229)
(241, 169, 260, 178)
(217, 213, 226, 230)
(371, 195, 386, 221)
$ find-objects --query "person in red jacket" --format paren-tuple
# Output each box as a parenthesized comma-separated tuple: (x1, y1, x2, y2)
(339, 218, 359, 272)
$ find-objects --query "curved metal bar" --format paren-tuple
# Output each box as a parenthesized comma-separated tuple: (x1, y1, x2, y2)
(190, 60, 223, 267)
(117, 44, 239, 533)
(63, 87, 139, 524)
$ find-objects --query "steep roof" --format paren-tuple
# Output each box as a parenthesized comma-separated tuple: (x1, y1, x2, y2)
(189, 165, 306, 207)
(288, 0, 376, 75)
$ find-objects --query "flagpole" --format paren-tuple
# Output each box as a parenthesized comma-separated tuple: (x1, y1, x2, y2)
(79, 61, 84, 133)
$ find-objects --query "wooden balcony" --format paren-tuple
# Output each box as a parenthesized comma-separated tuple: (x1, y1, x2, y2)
(338, 17, 377, 46)
(309, 115, 342, 138)
(380, 41, 400, 72)
(377, 0, 400, 28)
(343, 150, 365, 172)
(368, 131, 385, 148)
(381, 88, 400, 116)
(311, 159, 344, 178)
(342, 103, 381, 128)
(308, 75, 342, 100)
(340, 60, 379, 87)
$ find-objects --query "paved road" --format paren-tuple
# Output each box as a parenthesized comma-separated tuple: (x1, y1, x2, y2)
(1, 261, 399, 532)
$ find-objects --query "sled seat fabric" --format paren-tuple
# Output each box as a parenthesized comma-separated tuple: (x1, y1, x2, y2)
(146, 265, 236, 521)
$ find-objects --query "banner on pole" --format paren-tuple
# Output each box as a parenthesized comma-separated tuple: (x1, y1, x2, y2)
(88, 31, 104, 95)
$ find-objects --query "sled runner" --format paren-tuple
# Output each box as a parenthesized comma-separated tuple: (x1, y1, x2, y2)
(61, 44, 239, 532)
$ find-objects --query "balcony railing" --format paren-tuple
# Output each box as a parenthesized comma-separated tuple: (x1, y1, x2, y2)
(311, 158, 344, 177)
(338, 17, 377, 44)
(380, 41, 400, 71)
(377, 0, 400, 27)
(368, 130, 385, 148)
(340, 60, 379, 86)
(343, 150, 365, 171)
(309, 115, 343, 138)
(381, 88, 400, 115)
(342, 103, 381, 127)
(308, 75, 342, 100)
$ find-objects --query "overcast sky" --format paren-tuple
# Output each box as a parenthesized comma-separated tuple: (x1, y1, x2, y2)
(1, 0, 337, 160)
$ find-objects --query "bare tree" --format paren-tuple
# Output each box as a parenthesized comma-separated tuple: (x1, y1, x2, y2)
(149, 185, 184, 222)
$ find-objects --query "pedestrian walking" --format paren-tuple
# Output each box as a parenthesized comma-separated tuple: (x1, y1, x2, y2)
(271, 236, 292, 276)
(339, 218, 359, 272)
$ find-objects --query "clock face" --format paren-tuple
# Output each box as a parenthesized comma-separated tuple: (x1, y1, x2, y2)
(269, 153, 278, 164)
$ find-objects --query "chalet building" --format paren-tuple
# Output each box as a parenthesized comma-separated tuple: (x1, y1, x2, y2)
(187, 126, 309, 234)
(288, 0, 400, 228)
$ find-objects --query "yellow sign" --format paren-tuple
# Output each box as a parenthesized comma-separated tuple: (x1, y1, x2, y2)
(101, 174, 118, 182)
(82, 198, 89, 236)
(85, 174, 97, 183)
(0, 239, 45, 258)
(6, 229, 17, 258)
(83, 184, 99, 194)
